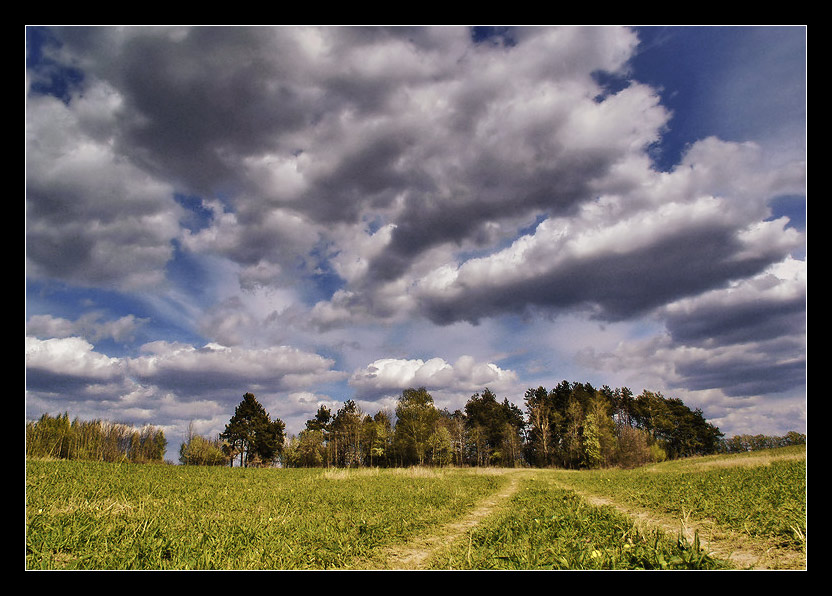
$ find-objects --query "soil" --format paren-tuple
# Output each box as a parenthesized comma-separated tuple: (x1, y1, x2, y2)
(572, 490, 806, 570)
(360, 473, 523, 570)
(356, 467, 806, 570)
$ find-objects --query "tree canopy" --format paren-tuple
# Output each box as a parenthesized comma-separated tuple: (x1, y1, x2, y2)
(278, 382, 735, 470)
(220, 393, 285, 467)
(27, 381, 802, 470)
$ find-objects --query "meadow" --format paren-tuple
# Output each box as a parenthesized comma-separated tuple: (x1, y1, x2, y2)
(25, 446, 806, 570)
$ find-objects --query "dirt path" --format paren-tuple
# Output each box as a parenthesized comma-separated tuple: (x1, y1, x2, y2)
(567, 489, 806, 570)
(364, 472, 523, 570)
(353, 465, 805, 570)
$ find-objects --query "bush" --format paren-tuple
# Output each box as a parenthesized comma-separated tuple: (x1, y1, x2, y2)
(179, 427, 229, 466)
(612, 425, 653, 469)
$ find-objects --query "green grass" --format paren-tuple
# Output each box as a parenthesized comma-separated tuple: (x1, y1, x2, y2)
(427, 473, 729, 570)
(26, 447, 806, 570)
(26, 461, 504, 570)
(550, 446, 807, 550)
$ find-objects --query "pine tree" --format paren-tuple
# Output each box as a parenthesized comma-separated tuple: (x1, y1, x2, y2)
(220, 393, 285, 467)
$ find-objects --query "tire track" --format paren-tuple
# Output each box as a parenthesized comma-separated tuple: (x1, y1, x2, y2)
(566, 488, 806, 570)
(368, 472, 522, 570)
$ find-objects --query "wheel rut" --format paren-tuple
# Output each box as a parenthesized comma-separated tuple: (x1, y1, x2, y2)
(369, 472, 522, 570)
(568, 489, 806, 570)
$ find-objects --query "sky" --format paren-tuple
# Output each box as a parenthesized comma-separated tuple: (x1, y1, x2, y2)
(25, 25, 807, 461)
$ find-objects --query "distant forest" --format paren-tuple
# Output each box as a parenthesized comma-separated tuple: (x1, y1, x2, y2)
(26, 381, 806, 469)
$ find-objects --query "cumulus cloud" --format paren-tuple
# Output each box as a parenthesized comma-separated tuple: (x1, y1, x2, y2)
(25, 26, 806, 446)
(382, 136, 804, 326)
(25, 336, 125, 395)
(28, 27, 660, 294)
(577, 256, 805, 419)
(26, 334, 346, 422)
(26, 87, 182, 291)
(660, 257, 806, 347)
(127, 341, 346, 397)
(28, 27, 804, 325)
(349, 355, 518, 403)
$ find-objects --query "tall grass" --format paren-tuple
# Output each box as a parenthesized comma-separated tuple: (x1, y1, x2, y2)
(26, 460, 503, 570)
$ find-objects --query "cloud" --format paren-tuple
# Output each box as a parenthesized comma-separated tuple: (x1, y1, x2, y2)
(26, 336, 124, 391)
(349, 355, 518, 403)
(577, 256, 805, 404)
(26, 313, 149, 343)
(660, 257, 806, 347)
(26, 88, 181, 291)
(25, 26, 806, 448)
(26, 334, 346, 418)
(127, 341, 347, 398)
(28, 27, 656, 293)
(29, 27, 803, 325)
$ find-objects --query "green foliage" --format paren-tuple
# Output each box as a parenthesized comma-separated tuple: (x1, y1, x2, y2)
(279, 381, 737, 471)
(179, 424, 228, 466)
(330, 400, 364, 467)
(220, 393, 285, 467)
(26, 412, 166, 463)
(582, 414, 602, 469)
(393, 387, 440, 466)
(523, 382, 725, 469)
(464, 389, 525, 467)
(720, 431, 806, 453)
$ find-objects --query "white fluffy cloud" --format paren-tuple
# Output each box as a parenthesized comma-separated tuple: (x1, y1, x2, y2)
(349, 355, 518, 403)
(26, 336, 123, 385)
(128, 341, 346, 396)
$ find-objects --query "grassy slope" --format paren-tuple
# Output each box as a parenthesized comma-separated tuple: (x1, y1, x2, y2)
(26, 446, 806, 570)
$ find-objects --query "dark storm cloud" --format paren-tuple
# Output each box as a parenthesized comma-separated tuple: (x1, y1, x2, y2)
(29, 26, 652, 283)
(417, 207, 801, 326)
(369, 150, 620, 283)
(664, 290, 806, 346)
(58, 27, 321, 196)
(43, 26, 469, 202)
(675, 347, 805, 397)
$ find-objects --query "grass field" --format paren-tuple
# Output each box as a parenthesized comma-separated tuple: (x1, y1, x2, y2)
(25, 446, 806, 570)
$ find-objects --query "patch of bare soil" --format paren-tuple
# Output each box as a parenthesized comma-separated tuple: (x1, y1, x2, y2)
(358, 472, 523, 570)
(573, 491, 806, 570)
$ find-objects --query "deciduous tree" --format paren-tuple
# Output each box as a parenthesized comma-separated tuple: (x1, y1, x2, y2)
(394, 387, 439, 466)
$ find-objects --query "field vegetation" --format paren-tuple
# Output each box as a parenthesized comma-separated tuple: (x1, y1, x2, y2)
(552, 446, 807, 551)
(26, 461, 503, 570)
(26, 384, 806, 570)
(26, 445, 806, 570)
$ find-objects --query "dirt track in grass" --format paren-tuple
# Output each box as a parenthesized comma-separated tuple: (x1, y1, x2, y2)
(355, 464, 806, 570)
(356, 472, 523, 570)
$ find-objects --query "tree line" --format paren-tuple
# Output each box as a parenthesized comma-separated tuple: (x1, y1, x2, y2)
(26, 384, 806, 469)
(25, 412, 167, 463)
(719, 431, 806, 454)
(182, 382, 765, 469)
